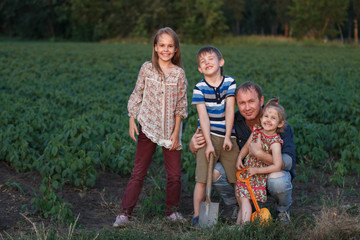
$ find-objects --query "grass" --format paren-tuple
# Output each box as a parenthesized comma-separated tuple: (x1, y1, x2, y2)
(3, 204, 359, 240)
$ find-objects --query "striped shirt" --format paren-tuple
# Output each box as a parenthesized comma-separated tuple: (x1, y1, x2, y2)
(192, 75, 236, 137)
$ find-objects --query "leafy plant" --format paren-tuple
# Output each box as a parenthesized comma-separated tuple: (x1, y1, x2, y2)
(139, 166, 166, 217)
(1, 41, 359, 222)
(31, 177, 73, 224)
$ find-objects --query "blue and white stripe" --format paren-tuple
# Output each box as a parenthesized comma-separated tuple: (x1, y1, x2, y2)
(192, 75, 236, 137)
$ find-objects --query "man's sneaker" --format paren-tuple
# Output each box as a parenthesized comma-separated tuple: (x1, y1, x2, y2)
(113, 214, 130, 228)
(277, 211, 290, 225)
(229, 224, 244, 231)
(167, 212, 185, 221)
(222, 204, 238, 222)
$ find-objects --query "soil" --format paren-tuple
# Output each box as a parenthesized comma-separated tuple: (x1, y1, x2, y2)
(0, 160, 359, 235)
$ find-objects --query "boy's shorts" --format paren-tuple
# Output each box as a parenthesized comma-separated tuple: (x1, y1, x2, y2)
(195, 134, 239, 183)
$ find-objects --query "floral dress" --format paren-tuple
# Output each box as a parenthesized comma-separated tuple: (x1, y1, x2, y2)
(235, 124, 283, 203)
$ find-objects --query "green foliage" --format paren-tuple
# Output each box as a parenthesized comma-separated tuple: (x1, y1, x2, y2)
(0, 0, 63, 39)
(223, 0, 245, 35)
(139, 166, 166, 217)
(289, 0, 350, 39)
(31, 178, 74, 224)
(5, 180, 26, 195)
(2, 0, 354, 41)
(0, 41, 359, 221)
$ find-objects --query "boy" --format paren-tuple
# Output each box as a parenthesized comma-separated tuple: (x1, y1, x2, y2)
(191, 46, 239, 226)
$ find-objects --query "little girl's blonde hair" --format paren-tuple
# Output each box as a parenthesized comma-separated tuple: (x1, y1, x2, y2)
(261, 98, 287, 133)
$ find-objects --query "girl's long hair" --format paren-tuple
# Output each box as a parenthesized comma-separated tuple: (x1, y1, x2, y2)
(152, 27, 183, 75)
(261, 98, 287, 133)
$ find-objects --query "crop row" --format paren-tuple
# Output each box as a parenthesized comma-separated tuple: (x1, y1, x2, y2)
(0, 42, 359, 220)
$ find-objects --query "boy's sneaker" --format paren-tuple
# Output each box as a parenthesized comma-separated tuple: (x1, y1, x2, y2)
(191, 216, 200, 228)
(113, 214, 130, 228)
(277, 211, 290, 225)
(167, 212, 185, 221)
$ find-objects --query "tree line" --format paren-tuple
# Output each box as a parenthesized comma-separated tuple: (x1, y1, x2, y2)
(0, 0, 359, 43)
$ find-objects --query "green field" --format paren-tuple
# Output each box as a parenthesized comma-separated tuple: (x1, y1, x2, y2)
(1, 41, 360, 238)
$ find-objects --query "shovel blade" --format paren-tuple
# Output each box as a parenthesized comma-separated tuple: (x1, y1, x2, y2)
(199, 201, 219, 228)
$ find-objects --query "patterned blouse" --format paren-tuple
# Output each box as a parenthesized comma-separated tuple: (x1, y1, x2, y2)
(127, 61, 188, 149)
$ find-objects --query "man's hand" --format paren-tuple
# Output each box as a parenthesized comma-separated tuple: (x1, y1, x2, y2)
(189, 128, 206, 154)
(249, 136, 262, 158)
(129, 117, 139, 142)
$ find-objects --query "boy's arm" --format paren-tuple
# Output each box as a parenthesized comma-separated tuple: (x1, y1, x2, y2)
(247, 142, 282, 175)
(236, 133, 252, 170)
(223, 96, 235, 151)
(197, 104, 215, 161)
(169, 115, 182, 150)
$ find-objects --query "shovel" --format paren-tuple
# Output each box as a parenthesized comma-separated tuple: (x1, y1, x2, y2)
(199, 153, 219, 228)
(236, 167, 272, 224)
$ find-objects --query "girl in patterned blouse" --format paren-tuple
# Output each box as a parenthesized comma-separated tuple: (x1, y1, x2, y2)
(113, 27, 188, 227)
(235, 98, 287, 226)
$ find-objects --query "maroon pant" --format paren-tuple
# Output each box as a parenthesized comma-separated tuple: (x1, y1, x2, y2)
(121, 127, 181, 217)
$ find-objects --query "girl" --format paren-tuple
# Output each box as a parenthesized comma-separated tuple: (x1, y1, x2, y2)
(113, 27, 188, 227)
(235, 98, 286, 226)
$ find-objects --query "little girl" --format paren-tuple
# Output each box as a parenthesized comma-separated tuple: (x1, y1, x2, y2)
(235, 98, 286, 225)
(113, 27, 188, 227)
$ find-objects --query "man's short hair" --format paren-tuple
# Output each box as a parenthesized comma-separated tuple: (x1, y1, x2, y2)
(235, 81, 263, 100)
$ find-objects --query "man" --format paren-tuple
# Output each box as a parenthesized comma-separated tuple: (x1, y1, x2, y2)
(190, 81, 295, 224)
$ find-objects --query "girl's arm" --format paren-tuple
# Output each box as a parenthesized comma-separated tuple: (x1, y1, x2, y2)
(169, 115, 182, 150)
(197, 103, 215, 161)
(236, 133, 252, 170)
(169, 70, 187, 150)
(129, 117, 139, 142)
(248, 137, 274, 166)
(247, 142, 282, 176)
(175, 70, 188, 119)
(128, 63, 147, 141)
(128, 63, 147, 118)
(223, 96, 235, 151)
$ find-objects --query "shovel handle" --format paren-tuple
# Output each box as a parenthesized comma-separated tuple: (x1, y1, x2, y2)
(205, 153, 214, 205)
(236, 168, 260, 212)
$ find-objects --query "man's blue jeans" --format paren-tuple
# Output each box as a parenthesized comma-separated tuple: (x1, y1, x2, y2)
(267, 170, 292, 213)
(213, 162, 237, 206)
(213, 154, 293, 213)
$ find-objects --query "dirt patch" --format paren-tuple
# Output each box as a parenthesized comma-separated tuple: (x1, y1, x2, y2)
(0, 161, 359, 234)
